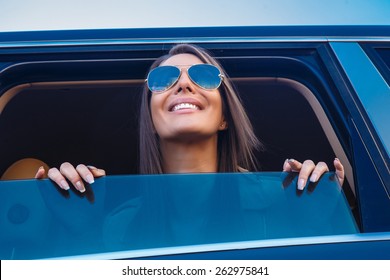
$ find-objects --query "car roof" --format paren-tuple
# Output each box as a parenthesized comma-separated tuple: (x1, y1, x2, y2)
(0, 26, 389, 48)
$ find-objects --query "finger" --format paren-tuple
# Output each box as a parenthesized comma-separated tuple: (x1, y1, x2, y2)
(297, 160, 316, 190)
(47, 167, 70, 190)
(334, 158, 345, 186)
(35, 166, 46, 179)
(76, 164, 95, 184)
(287, 159, 302, 172)
(309, 161, 329, 183)
(60, 162, 85, 193)
(87, 165, 106, 178)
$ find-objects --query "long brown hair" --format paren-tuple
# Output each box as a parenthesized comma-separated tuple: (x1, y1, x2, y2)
(139, 44, 261, 174)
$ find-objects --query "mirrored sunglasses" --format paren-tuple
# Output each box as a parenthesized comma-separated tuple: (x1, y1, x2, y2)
(146, 64, 224, 93)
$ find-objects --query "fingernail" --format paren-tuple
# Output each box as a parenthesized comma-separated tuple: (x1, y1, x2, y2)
(87, 165, 97, 170)
(283, 159, 289, 171)
(86, 174, 95, 184)
(288, 159, 295, 163)
(60, 180, 70, 190)
(76, 181, 85, 193)
(335, 158, 340, 162)
(310, 173, 318, 183)
(298, 179, 306, 190)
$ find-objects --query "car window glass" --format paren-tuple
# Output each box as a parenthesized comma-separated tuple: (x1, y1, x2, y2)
(375, 47, 390, 85)
(362, 44, 390, 87)
(0, 172, 358, 259)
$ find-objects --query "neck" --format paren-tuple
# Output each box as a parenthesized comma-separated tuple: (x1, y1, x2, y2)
(160, 136, 219, 173)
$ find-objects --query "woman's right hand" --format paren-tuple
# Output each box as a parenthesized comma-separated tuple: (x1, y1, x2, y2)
(35, 162, 106, 192)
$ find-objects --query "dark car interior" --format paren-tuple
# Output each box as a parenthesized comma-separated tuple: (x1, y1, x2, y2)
(0, 78, 336, 175)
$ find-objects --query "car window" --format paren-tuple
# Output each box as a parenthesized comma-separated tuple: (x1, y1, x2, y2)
(0, 52, 359, 233)
(0, 172, 358, 259)
(376, 47, 390, 75)
(4, 38, 390, 242)
(361, 43, 390, 86)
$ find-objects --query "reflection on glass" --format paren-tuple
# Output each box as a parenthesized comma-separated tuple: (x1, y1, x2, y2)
(0, 172, 358, 259)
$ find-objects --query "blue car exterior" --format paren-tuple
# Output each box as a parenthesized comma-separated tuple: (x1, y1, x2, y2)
(0, 25, 389, 259)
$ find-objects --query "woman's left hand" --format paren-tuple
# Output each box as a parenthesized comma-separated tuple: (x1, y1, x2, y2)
(283, 158, 344, 190)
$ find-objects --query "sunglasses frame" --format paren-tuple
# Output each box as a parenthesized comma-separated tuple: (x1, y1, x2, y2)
(146, 64, 224, 93)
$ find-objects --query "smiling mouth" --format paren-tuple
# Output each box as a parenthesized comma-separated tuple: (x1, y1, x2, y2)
(170, 103, 200, 112)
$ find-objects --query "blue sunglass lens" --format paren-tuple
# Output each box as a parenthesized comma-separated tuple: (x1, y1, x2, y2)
(147, 66, 180, 92)
(188, 64, 222, 90)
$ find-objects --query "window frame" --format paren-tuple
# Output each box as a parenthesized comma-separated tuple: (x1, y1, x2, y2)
(0, 39, 389, 233)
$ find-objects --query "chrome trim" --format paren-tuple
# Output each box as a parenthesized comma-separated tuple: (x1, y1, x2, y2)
(0, 37, 390, 49)
(50, 232, 390, 260)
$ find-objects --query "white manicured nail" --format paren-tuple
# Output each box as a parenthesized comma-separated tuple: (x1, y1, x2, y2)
(60, 180, 70, 190)
(86, 174, 95, 184)
(298, 179, 306, 190)
(76, 181, 85, 193)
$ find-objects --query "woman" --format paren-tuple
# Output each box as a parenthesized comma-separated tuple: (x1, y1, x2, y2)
(35, 44, 345, 191)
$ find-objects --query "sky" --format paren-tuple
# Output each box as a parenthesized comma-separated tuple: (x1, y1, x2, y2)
(0, 0, 389, 32)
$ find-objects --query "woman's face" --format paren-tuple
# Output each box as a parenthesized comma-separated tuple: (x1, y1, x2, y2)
(150, 53, 226, 142)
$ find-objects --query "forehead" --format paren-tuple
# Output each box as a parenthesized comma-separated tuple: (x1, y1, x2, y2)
(161, 53, 203, 66)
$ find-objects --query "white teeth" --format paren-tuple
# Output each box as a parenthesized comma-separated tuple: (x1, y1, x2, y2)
(172, 103, 200, 111)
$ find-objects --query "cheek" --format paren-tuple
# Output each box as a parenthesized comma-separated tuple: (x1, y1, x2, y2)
(149, 96, 165, 130)
(212, 94, 225, 121)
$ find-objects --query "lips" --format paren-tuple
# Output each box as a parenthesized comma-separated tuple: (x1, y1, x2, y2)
(168, 98, 203, 112)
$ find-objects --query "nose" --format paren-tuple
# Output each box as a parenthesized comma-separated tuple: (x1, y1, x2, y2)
(175, 70, 194, 94)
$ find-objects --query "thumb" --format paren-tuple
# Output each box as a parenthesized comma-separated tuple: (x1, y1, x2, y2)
(35, 166, 46, 179)
(334, 158, 345, 186)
